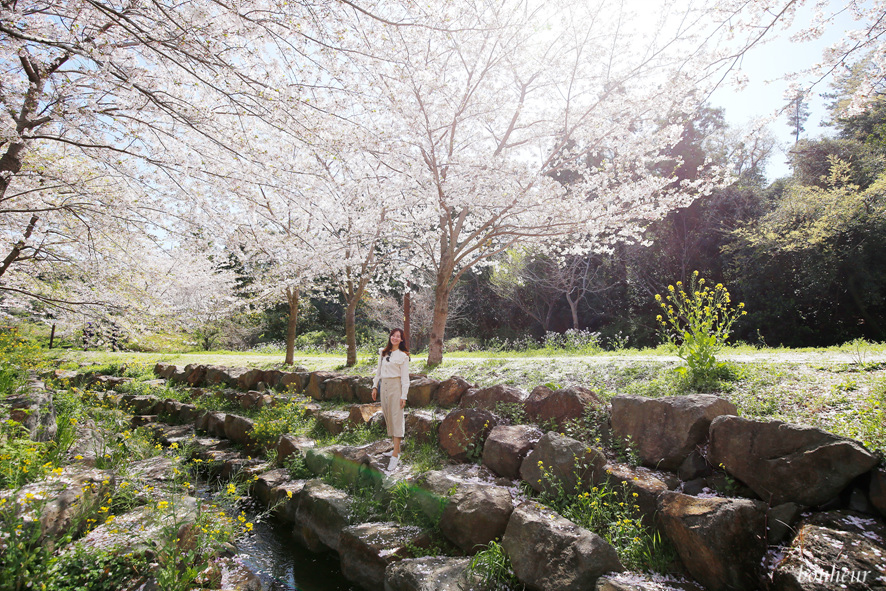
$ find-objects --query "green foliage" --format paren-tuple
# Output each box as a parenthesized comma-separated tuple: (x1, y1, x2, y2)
(533, 463, 677, 572)
(468, 540, 524, 591)
(493, 402, 528, 425)
(251, 398, 310, 449)
(655, 272, 746, 389)
(47, 545, 147, 591)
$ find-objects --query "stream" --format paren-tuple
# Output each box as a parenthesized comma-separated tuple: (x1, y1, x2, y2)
(235, 516, 359, 591)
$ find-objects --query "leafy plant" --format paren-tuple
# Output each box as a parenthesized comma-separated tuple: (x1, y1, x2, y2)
(468, 540, 524, 590)
(655, 272, 746, 388)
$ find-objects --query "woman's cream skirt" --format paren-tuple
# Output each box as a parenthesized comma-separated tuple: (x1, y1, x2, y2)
(380, 377, 405, 437)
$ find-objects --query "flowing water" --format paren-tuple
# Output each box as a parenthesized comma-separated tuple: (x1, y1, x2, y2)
(235, 517, 360, 591)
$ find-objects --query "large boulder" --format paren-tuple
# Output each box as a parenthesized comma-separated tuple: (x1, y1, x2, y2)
(237, 369, 265, 391)
(224, 414, 257, 449)
(502, 503, 623, 591)
(279, 371, 309, 393)
(182, 364, 206, 386)
(353, 376, 376, 404)
(121, 394, 162, 415)
(318, 410, 351, 436)
(325, 376, 357, 402)
(525, 385, 603, 428)
(6, 377, 57, 442)
(520, 431, 607, 495)
(595, 574, 705, 591)
(294, 479, 352, 552)
(275, 434, 316, 465)
(339, 522, 426, 590)
(434, 376, 472, 407)
(154, 362, 176, 379)
(404, 410, 446, 446)
(657, 491, 768, 591)
(407, 378, 439, 407)
(596, 462, 670, 529)
(348, 403, 382, 428)
(306, 371, 338, 400)
(770, 511, 886, 590)
(262, 370, 284, 389)
(269, 480, 306, 523)
(439, 483, 513, 553)
(252, 468, 291, 507)
(384, 557, 472, 591)
(610, 394, 737, 471)
(438, 408, 501, 462)
(708, 415, 879, 507)
(482, 424, 543, 479)
(204, 412, 227, 438)
(459, 384, 528, 411)
(8, 468, 116, 543)
(871, 467, 886, 519)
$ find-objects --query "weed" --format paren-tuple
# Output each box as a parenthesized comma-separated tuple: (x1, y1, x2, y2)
(468, 540, 524, 590)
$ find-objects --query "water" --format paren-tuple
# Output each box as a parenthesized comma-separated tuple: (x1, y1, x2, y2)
(235, 512, 360, 591)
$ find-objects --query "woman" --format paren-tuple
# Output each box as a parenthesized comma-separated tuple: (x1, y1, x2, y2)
(371, 328, 410, 471)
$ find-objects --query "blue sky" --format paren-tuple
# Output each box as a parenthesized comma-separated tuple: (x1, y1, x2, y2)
(710, 3, 860, 181)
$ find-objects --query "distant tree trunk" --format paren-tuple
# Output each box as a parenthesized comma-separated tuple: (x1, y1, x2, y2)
(403, 290, 411, 348)
(345, 296, 358, 366)
(566, 292, 580, 330)
(284, 286, 299, 365)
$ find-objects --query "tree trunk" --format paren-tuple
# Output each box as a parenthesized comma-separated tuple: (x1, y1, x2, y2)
(345, 297, 358, 367)
(403, 291, 411, 348)
(566, 293, 580, 330)
(284, 287, 299, 365)
(427, 280, 451, 366)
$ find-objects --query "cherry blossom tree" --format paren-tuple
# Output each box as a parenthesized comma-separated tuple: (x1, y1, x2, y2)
(326, 0, 761, 364)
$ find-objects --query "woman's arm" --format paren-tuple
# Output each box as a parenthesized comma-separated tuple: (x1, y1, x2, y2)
(372, 349, 384, 390)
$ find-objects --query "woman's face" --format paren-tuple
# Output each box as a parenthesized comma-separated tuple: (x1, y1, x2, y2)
(390, 330, 402, 348)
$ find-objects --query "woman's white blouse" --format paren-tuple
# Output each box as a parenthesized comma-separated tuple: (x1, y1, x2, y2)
(372, 348, 410, 399)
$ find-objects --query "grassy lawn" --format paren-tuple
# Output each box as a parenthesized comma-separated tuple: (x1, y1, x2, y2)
(51, 344, 886, 458)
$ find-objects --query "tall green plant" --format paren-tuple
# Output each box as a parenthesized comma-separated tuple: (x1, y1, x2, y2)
(655, 272, 746, 387)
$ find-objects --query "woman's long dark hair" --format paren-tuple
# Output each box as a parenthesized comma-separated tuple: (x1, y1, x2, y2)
(381, 328, 410, 359)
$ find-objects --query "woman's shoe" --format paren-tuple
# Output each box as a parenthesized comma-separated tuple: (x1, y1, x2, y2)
(382, 450, 393, 457)
(387, 455, 399, 472)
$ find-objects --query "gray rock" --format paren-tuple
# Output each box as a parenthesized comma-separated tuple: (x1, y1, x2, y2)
(318, 410, 350, 436)
(657, 491, 768, 591)
(870, 467, 886, 519)
(502, 503, 623, 591)
(708, 415, 879, 506)
(459, 384, 528, 410)
(597, 462, 670, 529)
(404, 410, 446, 446)
(384, 557, 472, 591)
(766, 502, 803, 544)
(339, 522, 426, 590)
(525, 385, 603, 429)
(269, 480, 306, 523)
(407, 377, 439, 407)
(275, 434, 316, 465)
(771, 511, 886, 590)
(611, 394, 736, 471)
(482, 424, 543, 479)
(253, 468, 291, 506)
(439, 482, 513, 553)
(224, 414, 256, 449)
(520, 431, 607, 495)
(595, 574, 705, 590)
(438, 407, 501, 462)
(434, 376, 472, 407)
(325, 376, 357, 402)
(5, 377, 56, 442)
(306, 371, 337, 400)
(294, 479, 352, 552)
